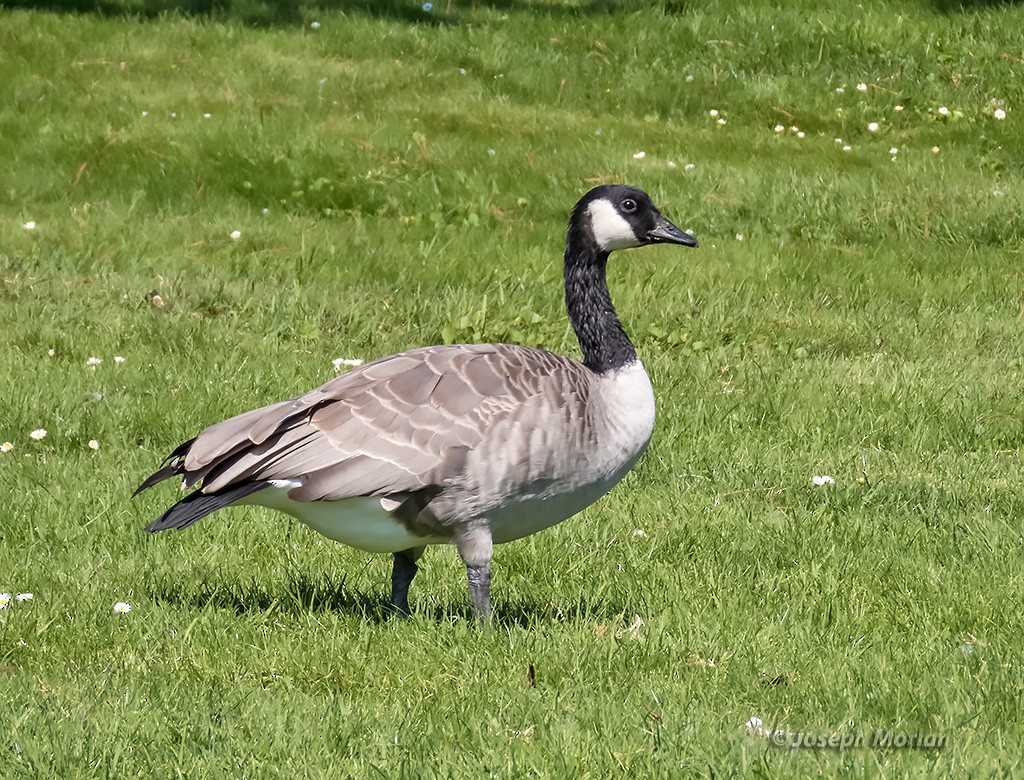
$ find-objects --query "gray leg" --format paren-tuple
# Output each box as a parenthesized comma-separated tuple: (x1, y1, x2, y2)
(390, 547, 424, 617)
(456, 525, 494, 623)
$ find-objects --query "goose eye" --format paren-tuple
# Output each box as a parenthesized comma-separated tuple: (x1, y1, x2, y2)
(620, 198, 637, 214)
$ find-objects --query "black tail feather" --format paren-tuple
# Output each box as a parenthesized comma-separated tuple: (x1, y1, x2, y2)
(133, 437, 198, 497)
(145, 481, 271, 533)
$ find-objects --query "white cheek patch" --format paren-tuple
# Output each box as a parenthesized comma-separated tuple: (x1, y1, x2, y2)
(587, 199, 641, 251)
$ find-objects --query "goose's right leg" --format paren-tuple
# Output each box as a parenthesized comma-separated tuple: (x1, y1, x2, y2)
(390, 546, 424, 617)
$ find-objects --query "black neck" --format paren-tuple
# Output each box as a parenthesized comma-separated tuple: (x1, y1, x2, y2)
(563, 232, 637, 374)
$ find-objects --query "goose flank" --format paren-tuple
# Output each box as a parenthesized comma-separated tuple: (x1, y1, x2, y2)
(136, 184, 698, 620)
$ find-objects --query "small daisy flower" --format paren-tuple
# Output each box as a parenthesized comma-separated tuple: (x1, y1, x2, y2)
(113, 601, 132, 614)
(666, 161, 676, 168)
(894, 105, 904, 111)
(811, 475, 836, 486)
(86, 357, 102, 367)
(796, 131, 805, 138)
(867, 122, 879, 132)
(835, 86, 845, 93)
(735, 233, 745, 241)
(889, 147, 899, 155)
(0, 442, 12, 453)
(709, 109, 720, 117)
(0, 594, 10, 609)
(332, 358, 364, 371)
(88, 440, 100, 450)
(114, 355, 125, 364)
(23, 221, 36, 231)
(16, 593, 32, 602)
(994, 108, 1006, 120)
(230, 230, 242, 240)
(683, 163, 695, 171)
(632, 529, 648, 538)
(937, 106, 950, 116)
(141, 111, 149, 117)
(487, 149, 496, 156)
(842, 145, 852, 152)
(202, 113, 212, 119)
(856, 83, 868, 92)
(29, 429, 47, 441)
(47, 348, 55, 357)
(310, 20, 321, 28)
(632, 151, 646, 159)
(774, 125, 785, 133)
(932, 146, 941, 153)
(834, 138, 844, 144)
(789, 126, 799, 133)
(717, 118, 727, 125)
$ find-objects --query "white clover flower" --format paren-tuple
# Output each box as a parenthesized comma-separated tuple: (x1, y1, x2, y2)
(632, 151, 646, 159)
(86, 357, 102, 367)
(746, 716, 769, 736)
(114, 355, 125, 364)
(894, 105, 904, 111)
(811, 475, 836, 486)
(0, 594, 10, 609)
(16, 593, 32, 601)
(867, 122, 879, 132)
(683, 163, 695, 171)
(709, 109, 719, 117)
(29, 429, 47, 441)
(23, 221, 36, 231)
(332, 358, 364, 371)
(88, 440, 100, 450)
(230, 230, 242, 240)
(113, 601, 132, 614)
(994, 108, 1006, 120)
(774, 124, 785, 133)
(938, 106, 950, 116)
(856, 83, 868, 92)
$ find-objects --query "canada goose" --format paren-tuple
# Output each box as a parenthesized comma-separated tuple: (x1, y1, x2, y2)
(136, 184, 698, 620)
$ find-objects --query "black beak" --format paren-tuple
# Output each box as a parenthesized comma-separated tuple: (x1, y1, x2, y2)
(646, 214, 698, 247)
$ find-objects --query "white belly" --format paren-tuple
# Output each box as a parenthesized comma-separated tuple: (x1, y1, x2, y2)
(241, 486, 447, 553)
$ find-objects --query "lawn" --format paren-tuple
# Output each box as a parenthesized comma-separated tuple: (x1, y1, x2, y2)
(2, 0, 1024, 775)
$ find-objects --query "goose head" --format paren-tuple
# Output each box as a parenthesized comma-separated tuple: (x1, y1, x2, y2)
(574, 184, 699, 254)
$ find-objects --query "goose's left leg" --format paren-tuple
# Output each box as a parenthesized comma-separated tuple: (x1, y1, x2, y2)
(456, 524, 494, 622)
(390, 546, 424, 616)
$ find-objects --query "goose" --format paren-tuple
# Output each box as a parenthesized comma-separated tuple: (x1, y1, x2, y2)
(135, 184, 698, 620)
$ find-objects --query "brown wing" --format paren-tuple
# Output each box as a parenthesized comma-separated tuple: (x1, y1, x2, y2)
(143, 343, 592, 503)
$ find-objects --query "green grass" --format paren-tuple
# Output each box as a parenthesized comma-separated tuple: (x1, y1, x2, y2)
(3, 0, 1024, 775)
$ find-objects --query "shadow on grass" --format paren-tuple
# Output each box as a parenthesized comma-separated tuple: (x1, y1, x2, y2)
(149, 571, 637, 627)
(1, 0, 683, 27)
